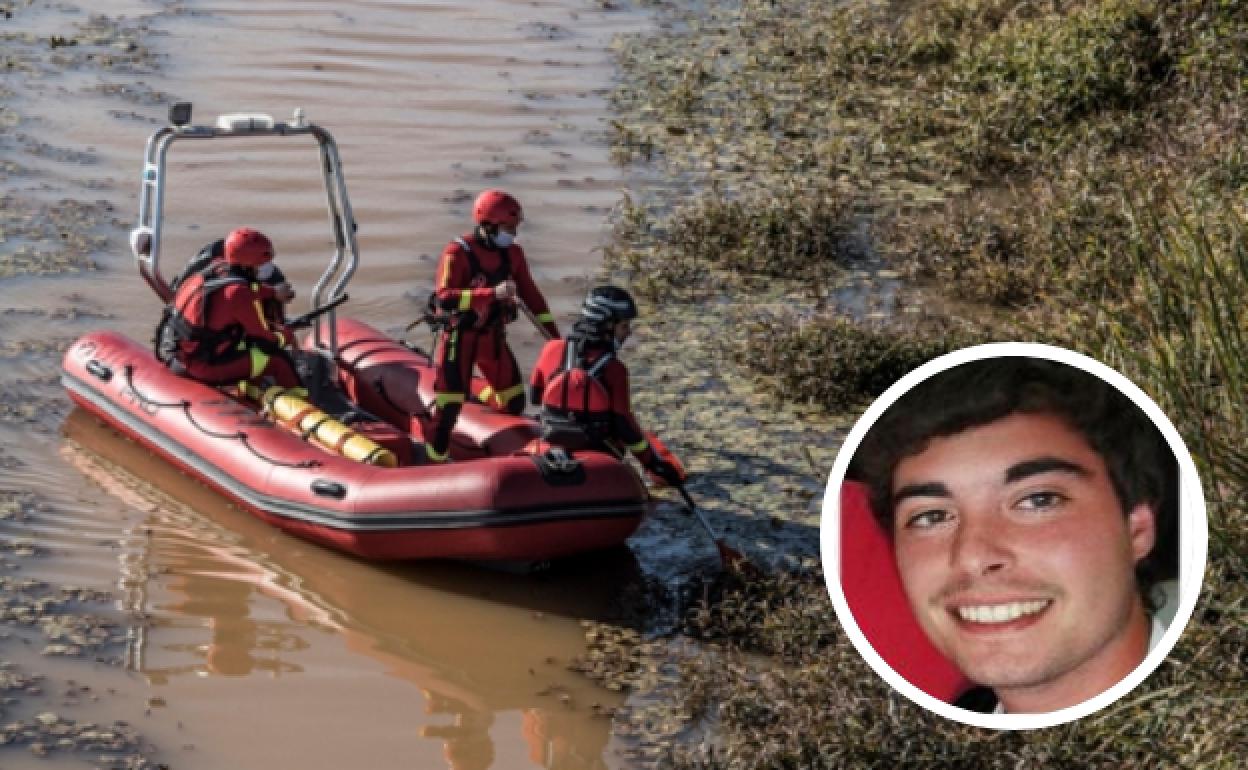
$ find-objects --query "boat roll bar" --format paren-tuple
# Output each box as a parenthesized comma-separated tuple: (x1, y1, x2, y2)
(131, 101, 359, 358)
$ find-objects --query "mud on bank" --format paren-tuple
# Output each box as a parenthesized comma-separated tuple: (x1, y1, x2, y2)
(589, 0, 1246, 767)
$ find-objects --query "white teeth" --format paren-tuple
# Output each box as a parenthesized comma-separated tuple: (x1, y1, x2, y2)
(956, 600, 1050, 624)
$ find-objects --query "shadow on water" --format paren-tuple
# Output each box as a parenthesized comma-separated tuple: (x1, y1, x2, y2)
(62, 407, 655, 769)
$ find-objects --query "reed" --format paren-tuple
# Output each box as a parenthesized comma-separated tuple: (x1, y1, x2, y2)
(1059, 188, 1248, 567)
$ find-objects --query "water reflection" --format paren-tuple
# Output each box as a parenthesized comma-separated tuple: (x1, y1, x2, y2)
(63, 408, 633, 769)
(161, 568, 311, 679)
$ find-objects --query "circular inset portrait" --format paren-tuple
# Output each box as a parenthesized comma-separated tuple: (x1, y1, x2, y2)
(820, 343, 1207, 729)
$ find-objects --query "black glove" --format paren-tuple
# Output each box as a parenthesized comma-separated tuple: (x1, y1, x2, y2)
(650, 459, 683, 487)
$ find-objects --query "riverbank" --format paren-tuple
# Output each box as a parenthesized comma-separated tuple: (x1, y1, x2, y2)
(593, 0, 1245, 766)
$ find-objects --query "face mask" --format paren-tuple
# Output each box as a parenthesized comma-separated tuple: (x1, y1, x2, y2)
(494, 231, 515, 248)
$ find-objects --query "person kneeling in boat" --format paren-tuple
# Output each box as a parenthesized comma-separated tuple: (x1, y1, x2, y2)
(423, 189, 560, 464)
(529, 285, 682, 486)
(161, 227, 302, 389)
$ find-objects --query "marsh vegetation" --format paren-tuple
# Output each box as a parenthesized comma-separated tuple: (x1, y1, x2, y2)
(598, 0, 1247, 765)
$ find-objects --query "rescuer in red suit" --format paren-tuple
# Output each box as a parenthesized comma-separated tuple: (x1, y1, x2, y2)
(529, 285, 681, 485)
(424, 189, 560, 464)
(168, 227, 301, 389)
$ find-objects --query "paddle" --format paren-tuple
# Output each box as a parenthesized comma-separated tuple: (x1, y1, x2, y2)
(674, 483, 747, 569)
(517, 297, 551, 341)
(645, 431, 749, 568)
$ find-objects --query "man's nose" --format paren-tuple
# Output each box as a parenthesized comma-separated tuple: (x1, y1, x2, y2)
(949, 513, 1013, 577)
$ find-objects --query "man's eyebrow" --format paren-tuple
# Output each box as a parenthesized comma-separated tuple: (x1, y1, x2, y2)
(1004, 456, 1091, 484)
(893, 481, 950, 504)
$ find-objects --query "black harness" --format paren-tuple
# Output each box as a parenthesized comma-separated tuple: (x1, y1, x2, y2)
(162, 262, 249, 365)
(154, 240, 293, 373)
(539, 337, 616, 447)
(424, 237, 516, 331)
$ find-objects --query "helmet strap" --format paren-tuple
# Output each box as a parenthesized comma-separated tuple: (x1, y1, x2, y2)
(611, 321, 628, 351)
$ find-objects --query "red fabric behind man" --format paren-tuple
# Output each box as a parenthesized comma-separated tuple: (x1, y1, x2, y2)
(839, 480, 971, 701)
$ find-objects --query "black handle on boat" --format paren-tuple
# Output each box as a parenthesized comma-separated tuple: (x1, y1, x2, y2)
(288, 294, 349, 330)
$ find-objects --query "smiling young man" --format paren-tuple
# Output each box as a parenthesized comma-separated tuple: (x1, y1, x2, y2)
(856, 357, 1178, 714)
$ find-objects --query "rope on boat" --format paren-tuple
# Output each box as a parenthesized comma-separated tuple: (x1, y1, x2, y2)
(122, 365, 323, 469)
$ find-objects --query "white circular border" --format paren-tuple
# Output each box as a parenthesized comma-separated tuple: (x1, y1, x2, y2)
(819, 342, 1209, 730)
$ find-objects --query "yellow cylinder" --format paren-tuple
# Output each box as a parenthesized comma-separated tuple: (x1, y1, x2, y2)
(245, 384, 397, 468)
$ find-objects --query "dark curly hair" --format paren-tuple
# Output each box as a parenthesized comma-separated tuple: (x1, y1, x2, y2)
(852, 357, 1179, 605)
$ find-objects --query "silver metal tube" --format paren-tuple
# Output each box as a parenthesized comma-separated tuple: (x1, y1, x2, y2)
(132, 114, 360, 361)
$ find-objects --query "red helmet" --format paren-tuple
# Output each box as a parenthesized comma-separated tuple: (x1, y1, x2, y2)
(472, 189, 523, 228)
(224, 227, 274, 267)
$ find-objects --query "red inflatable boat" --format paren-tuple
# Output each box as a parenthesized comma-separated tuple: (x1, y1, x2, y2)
(62, 325, 647, 562)
(61, 105, 648, 562)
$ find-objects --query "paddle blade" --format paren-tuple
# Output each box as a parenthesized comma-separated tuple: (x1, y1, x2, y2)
(678, 486, 752, 572)
(717, 541, 750, 570)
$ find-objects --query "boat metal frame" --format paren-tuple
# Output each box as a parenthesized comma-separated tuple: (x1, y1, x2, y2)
(130, 103, 357, 358)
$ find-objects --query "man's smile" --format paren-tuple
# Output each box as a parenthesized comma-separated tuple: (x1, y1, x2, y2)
(950, 598, 1053, 627)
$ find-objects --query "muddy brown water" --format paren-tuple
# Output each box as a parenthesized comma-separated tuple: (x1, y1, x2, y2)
(1, 1, 661, 767)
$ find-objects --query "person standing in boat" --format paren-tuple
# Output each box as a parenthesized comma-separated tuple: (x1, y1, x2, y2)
(423, 189, 560, 464)
(164, 227, 302, 389)
(529, 285, 682, 486)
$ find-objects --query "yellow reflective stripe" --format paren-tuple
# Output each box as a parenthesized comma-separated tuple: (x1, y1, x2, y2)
(274, 330, 287, 348)
(249, 347, 270, 378)
(627, 438, 649, 453)
(425, 444, 449, 463)
(498, 383, 525, 403)
(253, 298, 271, 331)
(536, 312, 555, 323)
(435, 392, 466, 407)
(478, 385, 495, 404)
(448, 330, 458, 362)
(439, 256, 452, 288)
(458, 290, 472, 311)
